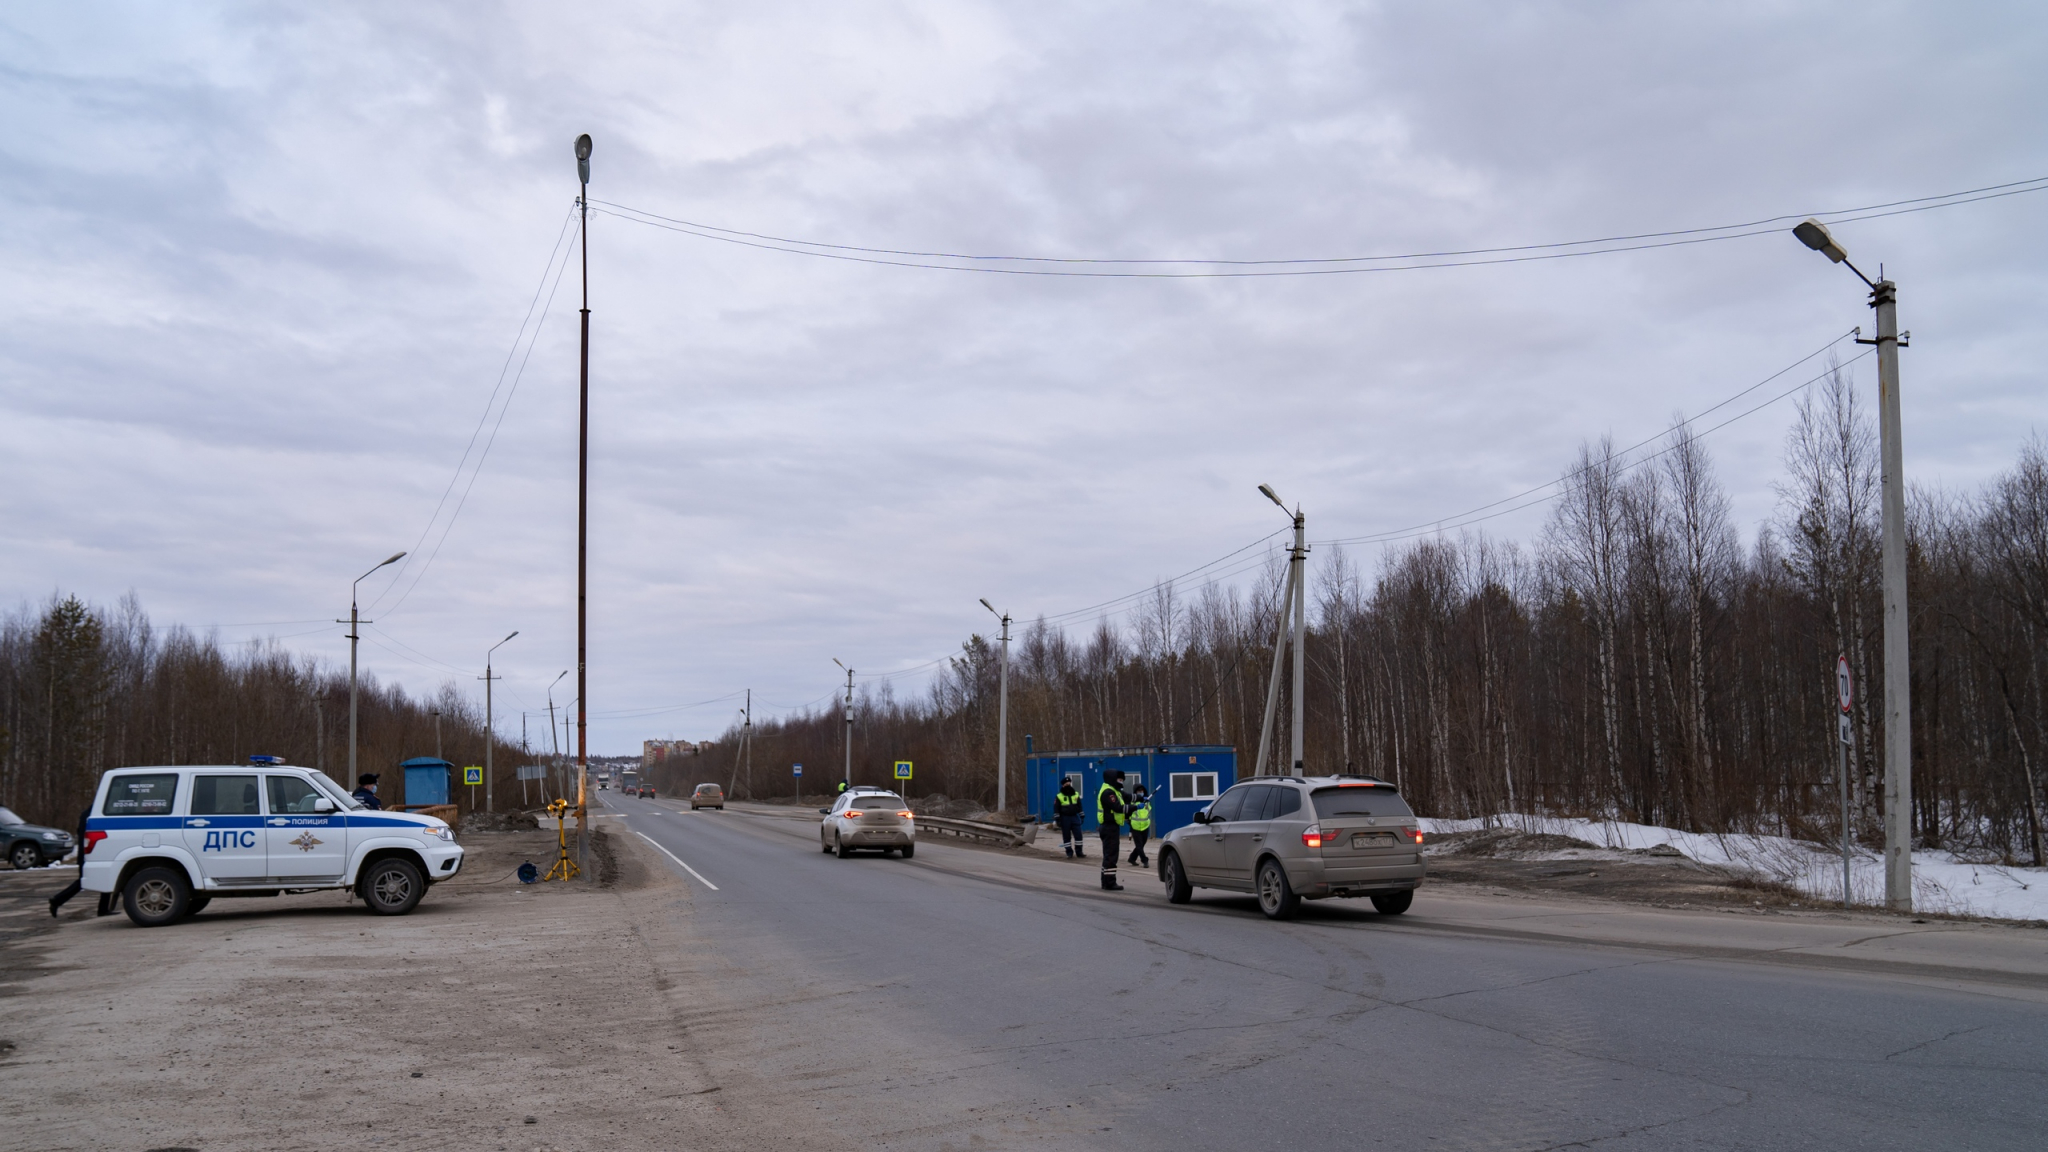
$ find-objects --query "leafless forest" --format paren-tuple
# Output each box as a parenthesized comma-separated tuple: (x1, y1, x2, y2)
(0, 595, 522, 828)
(680, 374, 2047, 865)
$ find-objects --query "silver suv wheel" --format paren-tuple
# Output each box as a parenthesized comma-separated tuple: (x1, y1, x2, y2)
(1256, 859, 1299, 920)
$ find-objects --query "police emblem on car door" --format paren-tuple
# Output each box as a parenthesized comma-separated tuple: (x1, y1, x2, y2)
(264, 775, 347, 879)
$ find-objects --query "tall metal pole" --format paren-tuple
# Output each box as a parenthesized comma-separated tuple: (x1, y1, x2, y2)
(1871, 278, 1913, 911)
(573, 134, 593, 871)
(343, 552, 404, 791)
(1289, 506, 1307, 774)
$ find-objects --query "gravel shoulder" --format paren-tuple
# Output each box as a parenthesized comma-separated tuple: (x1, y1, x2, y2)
(0, 821, 745, 1152)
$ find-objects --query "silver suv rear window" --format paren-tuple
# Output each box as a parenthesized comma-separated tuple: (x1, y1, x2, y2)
(1311, 787, 1414, 820)
(851, 794, 905, 809)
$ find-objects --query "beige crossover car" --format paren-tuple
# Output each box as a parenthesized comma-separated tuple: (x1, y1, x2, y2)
(1156, 776, 1424, 919)
(819, 789, 916, 858)
(690, 783, 725, 810)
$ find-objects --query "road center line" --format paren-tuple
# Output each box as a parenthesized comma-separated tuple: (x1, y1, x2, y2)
(636, 830, 720, 890)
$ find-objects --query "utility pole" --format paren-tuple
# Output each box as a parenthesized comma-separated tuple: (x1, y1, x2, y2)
(833, 659, 854, 787)
(1793, 219, 1913, 911)
(573, 133, 593, 872)
(483, 631, 517, 813)
(1837, 654, 1854, 908)
(981, 600, 1012, 812)
(342, 551, 405, 789)
(432, 710, 443, 760)
(313, 695, 324, 778)
(544, 668, 569, 803)
(1252, 485, 1308, 775)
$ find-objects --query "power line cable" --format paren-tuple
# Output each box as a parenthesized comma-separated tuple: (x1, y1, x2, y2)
(1318, 329, 1860, 546)
(367, 204, 579, 616)
(590, 174, 2048, 279)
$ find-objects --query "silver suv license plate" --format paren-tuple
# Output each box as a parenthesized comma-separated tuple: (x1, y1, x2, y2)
(1353, 832, 1395, 848)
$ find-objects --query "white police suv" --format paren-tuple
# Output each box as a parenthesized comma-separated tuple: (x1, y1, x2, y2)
(80, 758, 464, 927)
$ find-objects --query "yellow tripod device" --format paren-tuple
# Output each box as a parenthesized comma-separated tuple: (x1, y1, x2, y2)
(543, 798, 580, 881)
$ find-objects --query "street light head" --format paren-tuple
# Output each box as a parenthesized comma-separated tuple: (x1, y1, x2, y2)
(980, 597, 996, 614)
(1793, 219, 1847, 264)
(502, 630, 519, 644)
(1258, 483, 1286, 511)
(574, 134, 592, 184)
(381, 551, 406, 567)
(832, 657, 846, 670)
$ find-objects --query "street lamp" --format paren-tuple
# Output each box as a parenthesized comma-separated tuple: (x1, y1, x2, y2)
(981, 599, 1012, 812)
(573, 132, 594, 870)
(482, 630, 518, 813)
(833, 658, 854, 787)
(344, 551, 405, 787)
(1793, 217, 1913, 911)
(1251, 485, 1307, 776)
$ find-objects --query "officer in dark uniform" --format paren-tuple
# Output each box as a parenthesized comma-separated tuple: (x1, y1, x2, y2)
(46, 807, 90, 918)
(353, 773, 383, 810)
(1096, 770, 1128, 890)
(1052, 779, 1086, 858)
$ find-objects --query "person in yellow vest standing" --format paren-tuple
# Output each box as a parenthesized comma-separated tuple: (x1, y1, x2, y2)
(1096, 769, 1128, 891)
(1125, 783, 1153, 869)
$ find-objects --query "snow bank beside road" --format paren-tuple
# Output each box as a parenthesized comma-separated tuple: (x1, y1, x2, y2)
(1421, 814, 2048, 922)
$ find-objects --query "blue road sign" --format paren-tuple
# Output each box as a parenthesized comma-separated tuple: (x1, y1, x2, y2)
(793, 764, 803, 776)
(894, 760, 913, 780)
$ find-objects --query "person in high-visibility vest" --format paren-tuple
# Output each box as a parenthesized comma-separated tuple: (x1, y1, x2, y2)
(1096, 770, 1129, 891)
(1125, 783, 1154, 869)
(1052, 779, 1087, 859)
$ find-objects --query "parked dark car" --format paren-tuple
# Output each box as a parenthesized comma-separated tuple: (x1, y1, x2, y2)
(0, 806, 74, 870)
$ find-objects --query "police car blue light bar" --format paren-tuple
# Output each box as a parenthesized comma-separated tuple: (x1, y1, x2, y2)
(248, 754, 285, 764)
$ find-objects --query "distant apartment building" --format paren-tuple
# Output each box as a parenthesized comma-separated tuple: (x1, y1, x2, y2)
(643, 739, 698, 770)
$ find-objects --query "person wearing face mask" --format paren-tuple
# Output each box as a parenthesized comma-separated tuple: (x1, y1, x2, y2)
(352, 773, 383, 810)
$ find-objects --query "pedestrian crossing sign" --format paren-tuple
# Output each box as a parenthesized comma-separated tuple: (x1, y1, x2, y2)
(463, 765, 483, 785)
(894, 761, 913, 780)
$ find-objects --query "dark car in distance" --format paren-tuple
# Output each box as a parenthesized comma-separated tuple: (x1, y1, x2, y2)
(1, 806, 75, 870)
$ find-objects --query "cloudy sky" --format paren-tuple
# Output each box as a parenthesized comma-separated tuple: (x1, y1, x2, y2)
(2, 2, 2043, 754)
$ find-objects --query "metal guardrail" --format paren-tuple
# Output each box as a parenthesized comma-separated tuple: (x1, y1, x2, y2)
(914, 815, 1039, 848)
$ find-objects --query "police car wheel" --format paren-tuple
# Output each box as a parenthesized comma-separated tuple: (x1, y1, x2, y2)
(362, 858, 426, 916)
(9, 842, 41, 870)
(123, 866, 191, 927)
(1161, 851, 1193, 904)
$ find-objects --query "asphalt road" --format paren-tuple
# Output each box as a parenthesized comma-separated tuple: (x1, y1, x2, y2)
(600, 791, 2045, 1151)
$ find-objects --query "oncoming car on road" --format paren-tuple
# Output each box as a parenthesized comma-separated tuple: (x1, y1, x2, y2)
(1156, 776, 1424, 920)
(819, 788, 915, 858)
(690, 783, 724, 810)
(79, 761, 465, 927)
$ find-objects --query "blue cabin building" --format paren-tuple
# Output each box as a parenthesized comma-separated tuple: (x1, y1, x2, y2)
(1026, 744, 1236, 834)
(400, 756, 453, 809)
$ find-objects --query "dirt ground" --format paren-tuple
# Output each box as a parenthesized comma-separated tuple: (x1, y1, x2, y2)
(0, 822, 757, 1152)
(1421, 827, 1843, 912)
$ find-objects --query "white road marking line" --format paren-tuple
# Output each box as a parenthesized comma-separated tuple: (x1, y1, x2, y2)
(635, 830, 719, 890)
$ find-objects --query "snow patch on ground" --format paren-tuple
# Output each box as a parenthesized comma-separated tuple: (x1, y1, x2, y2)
(1421, 814, 2048, 922)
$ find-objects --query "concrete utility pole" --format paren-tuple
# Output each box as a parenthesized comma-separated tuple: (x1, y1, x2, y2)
(833, 658, 854, 786)
(573, 132, 593, 872)
(1252, 485, 1308, 776)
(483, 631, 517, 813)
(1794, 218, 1914, 911)
(343, 551, 405, 788)
(981, 599, 1012, 812)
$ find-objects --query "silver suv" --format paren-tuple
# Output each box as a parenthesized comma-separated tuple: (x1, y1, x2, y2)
(1155, 776, 1424, 919)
